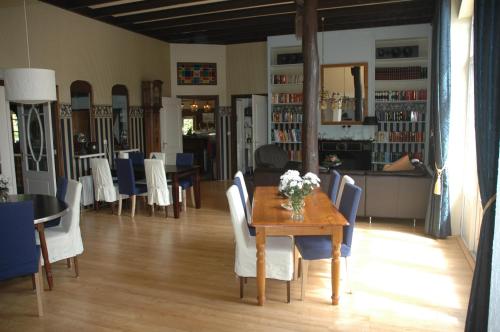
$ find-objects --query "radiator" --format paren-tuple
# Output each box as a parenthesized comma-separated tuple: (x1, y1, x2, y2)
(79, 175, 94, 207)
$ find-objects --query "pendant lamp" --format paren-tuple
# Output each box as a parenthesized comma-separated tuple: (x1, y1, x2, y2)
(4, 0, 56, 104)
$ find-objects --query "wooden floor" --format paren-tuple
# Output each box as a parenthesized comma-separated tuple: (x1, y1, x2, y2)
(0, 181, 473, 331)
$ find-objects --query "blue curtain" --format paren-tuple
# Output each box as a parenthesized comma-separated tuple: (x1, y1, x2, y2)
(465, 0, 500, 330)
(424, 0, 451, 238)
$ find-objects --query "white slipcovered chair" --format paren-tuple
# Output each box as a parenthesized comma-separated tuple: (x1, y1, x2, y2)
(226, 185, 294, 302)
(90, 158, 118, 212)
(234, 171, 252, 221)
(335, 175, 355, 209)
(118, 151, 129, 159)
(37, 180, 83, 276)
(144, 159, 181, 217)
(149, 152, 166, 164)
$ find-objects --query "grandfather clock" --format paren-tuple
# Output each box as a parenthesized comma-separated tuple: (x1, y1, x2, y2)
(142, 80, 162, 156)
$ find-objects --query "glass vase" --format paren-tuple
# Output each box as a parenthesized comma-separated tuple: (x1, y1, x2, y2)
(290, 196, 305, 221)
(0, 189, 8, 202)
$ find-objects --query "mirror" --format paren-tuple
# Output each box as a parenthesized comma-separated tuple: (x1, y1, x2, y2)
(320, 63, 368, 124)
(70, 80, 93, 154)
(112, 85, 129, 149)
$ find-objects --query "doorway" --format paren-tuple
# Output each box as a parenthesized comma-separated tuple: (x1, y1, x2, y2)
(177, 95, 218, 179)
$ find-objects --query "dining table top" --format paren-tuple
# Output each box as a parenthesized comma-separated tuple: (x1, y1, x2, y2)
(251, 186, 348, 228)
(163, 164, 200, 174)
(4, 194, 68, 224)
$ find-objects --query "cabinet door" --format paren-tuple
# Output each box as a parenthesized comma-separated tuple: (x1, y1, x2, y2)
(251, 95, 268, 169)
(397, 177, 431, 219)
(160, 97, 183, 164)
(365, 176, 400, 218)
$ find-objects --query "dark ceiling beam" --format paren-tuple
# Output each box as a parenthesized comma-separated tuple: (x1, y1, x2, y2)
(41, 0, 120, 9)
(154, 7, 432, 45)
(74, 0, 210, 17)
(143, 0, 431, 37)
(102, 0, 291, 22)
(126, 4, 297, 32)
(149, 15, 296, 38)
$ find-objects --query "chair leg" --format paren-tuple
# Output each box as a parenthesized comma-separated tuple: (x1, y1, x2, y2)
(300, 260, 309, 301)
(182, 190, 187, 211)
(31, 275, 36, 290)
(73, 256, 79, 278)
(239, 277, 244, 299)
(344, 257, 352, 294)
(190, 186, 195, 207)
(66, 258, 71, 268)
(286, 281, 291, 303)
(34, 259, 43, 317)
(131, 195, 137, 218)
(111, 202, 115, 215)
(151, 204, 155, 217)
(118, 196, 123, 216)
(165, 205, 168, 218)
(244, 277, 247, 284)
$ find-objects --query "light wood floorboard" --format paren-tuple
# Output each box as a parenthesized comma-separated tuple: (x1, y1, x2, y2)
(0, 181, 473, 331)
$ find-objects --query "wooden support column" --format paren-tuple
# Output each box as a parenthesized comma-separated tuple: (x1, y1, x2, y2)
(301, 0, 319, 174)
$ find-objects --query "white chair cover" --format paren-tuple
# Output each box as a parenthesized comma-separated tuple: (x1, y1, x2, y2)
(234, 171, 252, 223)
(79, 175, 94, 207)
(118, 151, 129, 159)
(226, 185, 293, 280)
(149, 152, 166, 164)
(335, 175, 355, 208)
(144, 159, 172, 206)
(38, 180, 84, 265)
(90, 158, 117, 203)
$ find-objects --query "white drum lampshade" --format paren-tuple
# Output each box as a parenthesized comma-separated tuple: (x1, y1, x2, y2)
(4, 68, 56, 104)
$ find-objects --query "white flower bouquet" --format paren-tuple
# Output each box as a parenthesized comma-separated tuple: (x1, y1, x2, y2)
(0, 175, 10, 201)
(279, 170, 321, 220)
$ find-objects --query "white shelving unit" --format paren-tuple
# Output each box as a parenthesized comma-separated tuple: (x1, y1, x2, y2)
(372, 37, 431, 171)
(268, 45, 304, 162)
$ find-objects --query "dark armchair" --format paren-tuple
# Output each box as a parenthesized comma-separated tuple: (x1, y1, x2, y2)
(253, 144, 301, 186)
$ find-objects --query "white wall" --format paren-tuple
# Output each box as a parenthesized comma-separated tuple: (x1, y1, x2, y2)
(0, 0, 170, 105)
(268, 24, 431, 141)
(169, 44, 227, 106)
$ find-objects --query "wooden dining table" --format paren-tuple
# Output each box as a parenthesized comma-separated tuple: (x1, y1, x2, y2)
(164, 164, 201, 218)
(251, 186, 348, 305)
(5, 194, 69, 290)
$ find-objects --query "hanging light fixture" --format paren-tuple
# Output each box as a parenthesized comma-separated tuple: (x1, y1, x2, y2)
(190, 101, 199, 112)
(4, 0, 56, 104)
(319, 17, 329, 111)
(203, 102, 211, 112)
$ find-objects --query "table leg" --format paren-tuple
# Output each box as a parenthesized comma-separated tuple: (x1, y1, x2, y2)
(36, 223, 53, 290)
(194, 169, 201, 209)
(331, 227, 342, 305)
(172, 174, 180, 218)
(256, 227, 266, 305)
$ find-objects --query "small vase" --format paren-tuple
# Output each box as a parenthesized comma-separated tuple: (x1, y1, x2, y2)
(290, 197, 305, 221)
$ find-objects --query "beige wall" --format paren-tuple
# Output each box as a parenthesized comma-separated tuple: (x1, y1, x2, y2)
(169, 43, 227, 105)
(0, 0, 170, 105)
(226, 42, 268, 98)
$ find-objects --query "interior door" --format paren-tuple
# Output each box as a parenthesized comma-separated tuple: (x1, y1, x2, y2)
(160, 97, 183, 164)
(18, 103, 56, 195)
(251, 95, 268, 169)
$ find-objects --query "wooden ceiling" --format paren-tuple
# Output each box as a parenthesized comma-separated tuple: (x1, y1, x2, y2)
(40, 0, 435, 45)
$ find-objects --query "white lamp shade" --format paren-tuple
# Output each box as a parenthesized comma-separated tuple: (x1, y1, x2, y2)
(4, 68, 56, 104)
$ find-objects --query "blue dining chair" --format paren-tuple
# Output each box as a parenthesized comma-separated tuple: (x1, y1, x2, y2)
(128, 151, 145, 167)
(176, 153, 195, 210)
(295, 183, 362, 299)
(0, 201, 44, 316)
(116, 158, 147, 217)
(328, 170, 341, 204)
(45, 177, 68, 228)
(233, 175, 255, 236)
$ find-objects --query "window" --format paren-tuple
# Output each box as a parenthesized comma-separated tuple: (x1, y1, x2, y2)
(10, 111, 19, 144)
